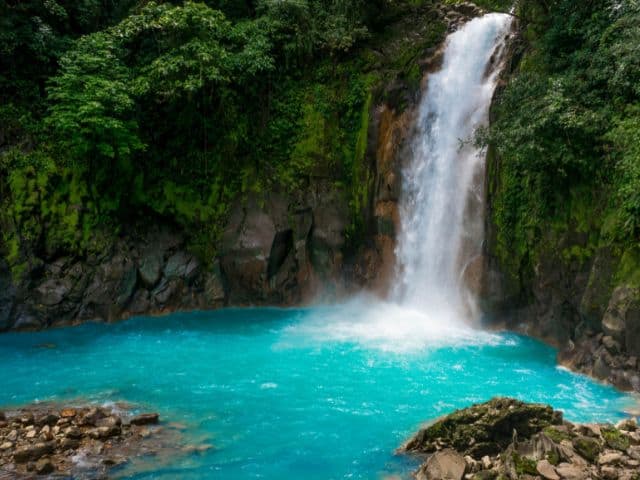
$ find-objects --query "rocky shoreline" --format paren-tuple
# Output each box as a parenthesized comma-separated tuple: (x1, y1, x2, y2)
(0, 403, 190, 478)
(399, 397, 640, 480)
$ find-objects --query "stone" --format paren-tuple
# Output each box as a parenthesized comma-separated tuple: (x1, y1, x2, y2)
(571, 436, 601, 462)
(598, 451, 623, 465)
(601, 336, 620, 354)
(35, 458, 54, 475)
(89, 425, 121, 440)
(80, 407, 104, 426)
(554, 462, 584, 480)
(536, 459, 560, 480)
(25, 429, 37, 439)
(0, 442, 13, 450)
(417, 449, 466, 480)
(402, 398, 559, 457)
(13, 442, 54, 463)
(616, 417, 638, 432)
(7, 430, 17, 442)
(64, 427, 82, 439)
(36, 413, 59, 427)
(138, 253, 163, 287)
(130, 413, 159, 426)
(58, 438, 80, 451)
(481, 456, 492, 470)
(600, 465, 618, 480)
(60, 408, 76, 418)
(164, 252, 199, 281)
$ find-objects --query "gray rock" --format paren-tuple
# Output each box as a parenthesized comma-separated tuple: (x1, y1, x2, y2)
(138, 253, 163, 287)
(164, 252, 199, 281)
(417, 449, 466, 480)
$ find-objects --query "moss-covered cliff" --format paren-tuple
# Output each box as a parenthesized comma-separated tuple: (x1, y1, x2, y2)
(1, 0, 483, 330)
(483, 0, 640, 391)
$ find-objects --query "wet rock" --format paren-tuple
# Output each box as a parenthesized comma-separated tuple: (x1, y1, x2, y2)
(60, 408, 76, 419)
(13, 442, 54, 463)
(89, 425, 121, 440)
(130, 413, 159, 426)
(35, 413, 59, 427)
(417, 449, 466, 480)
(35, 458, 54, 475)
(139, 253, 163, 287)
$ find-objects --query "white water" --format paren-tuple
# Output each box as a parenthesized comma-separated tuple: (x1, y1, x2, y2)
(393, 14, 513, 323)
(289, 14, 514, 352)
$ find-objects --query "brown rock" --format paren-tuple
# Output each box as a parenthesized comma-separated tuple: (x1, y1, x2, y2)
(35, 413, 59, 427)
(130, 413, 159, 426)
(13, 442, 54, 463)
(536, 459, 559, 480)
(35, 458, 54, 475)
(417, 449, 466, 480)
(64, 427, 82, 439)
(60, 408, 76, 418)
(89, 425, 121, 440)
(58, 437, 80, 451)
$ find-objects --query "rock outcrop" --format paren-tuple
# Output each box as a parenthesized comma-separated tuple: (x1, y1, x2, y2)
(0, 403, 187, 478)
(400, 398, 640, 480)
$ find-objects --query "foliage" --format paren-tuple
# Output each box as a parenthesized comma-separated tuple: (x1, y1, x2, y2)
(2, 0, 441, 267)
(486, 0, 640, 275)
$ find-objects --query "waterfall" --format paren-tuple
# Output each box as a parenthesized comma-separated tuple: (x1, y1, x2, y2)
(393, 14, 513, 322)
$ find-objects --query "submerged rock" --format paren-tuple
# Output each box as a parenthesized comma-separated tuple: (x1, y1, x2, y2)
(0, 403, 181, 478)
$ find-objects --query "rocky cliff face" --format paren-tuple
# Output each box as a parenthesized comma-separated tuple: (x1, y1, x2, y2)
(0, 2, 485, 332)
(480, 26, 640, 393)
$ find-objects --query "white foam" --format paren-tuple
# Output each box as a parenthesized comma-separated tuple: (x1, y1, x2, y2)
(284, 297, 504, 353)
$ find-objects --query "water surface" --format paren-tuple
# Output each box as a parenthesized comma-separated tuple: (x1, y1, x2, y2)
(0, 304, 633, 479)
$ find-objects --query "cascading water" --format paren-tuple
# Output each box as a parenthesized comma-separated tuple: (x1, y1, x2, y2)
(393, 13, 513, 324)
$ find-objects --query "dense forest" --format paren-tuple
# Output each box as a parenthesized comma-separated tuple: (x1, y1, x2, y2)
(2, 0, 640, 295)
(487, 0, 640, 292)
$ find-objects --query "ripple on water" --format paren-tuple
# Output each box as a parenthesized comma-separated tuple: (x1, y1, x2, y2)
(0, 306, 635, 479)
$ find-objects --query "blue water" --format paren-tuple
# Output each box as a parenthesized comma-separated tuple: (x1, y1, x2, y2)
(0, 304, 634, 479)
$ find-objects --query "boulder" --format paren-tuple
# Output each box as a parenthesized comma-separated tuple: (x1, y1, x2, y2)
(13, 442, 54, 463)
(536, 459, 559, 480)
(130, 413, 159, 426)
(402, 398, 560, 457)
(138, 253, 163, 287)
(35, 458, 54, 475)
(417, 449, 466, 480)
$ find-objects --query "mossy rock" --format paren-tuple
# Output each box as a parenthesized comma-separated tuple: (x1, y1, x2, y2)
(473, 471, 498, 480)
(571, 436, 601, 462)
(601, 426, 630, 451)
(512, 452, 537, 475)
(543, 426, 573, 444)
(402, 397, 560, 457)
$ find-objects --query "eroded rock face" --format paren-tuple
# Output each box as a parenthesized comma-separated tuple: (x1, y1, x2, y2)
(400, 398, 640, 480)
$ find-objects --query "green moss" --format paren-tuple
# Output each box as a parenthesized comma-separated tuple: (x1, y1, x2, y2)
(572, 436, 601, 462)
(602, 426, 630, 451)
(512, 452, 537, 475)
(543, 426, 573, 444)
(615, 247, 640, 288)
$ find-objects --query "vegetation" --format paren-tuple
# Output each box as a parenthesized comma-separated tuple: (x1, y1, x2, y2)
(0, 0, 446, 272)
(485, 0, 640, 284)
